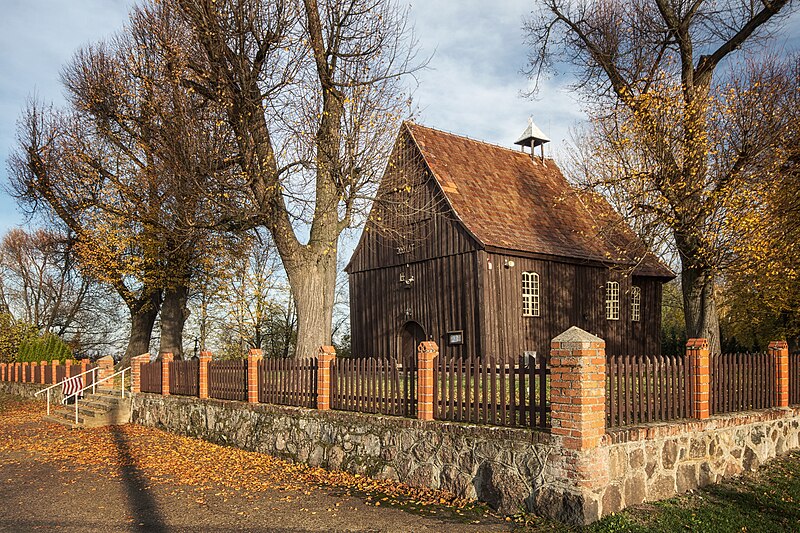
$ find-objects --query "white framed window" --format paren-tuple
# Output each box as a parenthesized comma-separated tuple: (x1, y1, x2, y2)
(631, 286, 641, 322)
(605, 281, 619, 320)
(522, 272, 540, 317)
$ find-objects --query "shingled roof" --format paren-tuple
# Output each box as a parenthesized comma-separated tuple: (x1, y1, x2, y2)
(404, 122, 674, 279)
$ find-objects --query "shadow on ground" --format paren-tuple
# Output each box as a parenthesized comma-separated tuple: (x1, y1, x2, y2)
(109, 426, 168, 532)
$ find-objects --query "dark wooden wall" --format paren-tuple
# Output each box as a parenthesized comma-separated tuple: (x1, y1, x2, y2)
(346, 133, 478, 274)
(480, 252, 663, 361)
(349, 251, 482, 361)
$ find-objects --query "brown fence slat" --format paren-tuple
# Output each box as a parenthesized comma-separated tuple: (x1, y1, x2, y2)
(140, 361, 162, 393)
(605, 353, 693, 429)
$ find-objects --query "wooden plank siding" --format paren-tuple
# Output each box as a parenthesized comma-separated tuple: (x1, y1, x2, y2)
(349, 251, 482, 361)
(346, 134, 478, 274)
(481, 253, 662, 361)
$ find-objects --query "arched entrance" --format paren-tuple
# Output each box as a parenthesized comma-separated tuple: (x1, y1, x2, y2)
(398, 321, 426, 361)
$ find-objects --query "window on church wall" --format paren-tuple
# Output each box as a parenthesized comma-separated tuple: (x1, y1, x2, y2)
(631, 286, 641, 322)
(522, 272, 540, 317)
(606, 281, 619, 320)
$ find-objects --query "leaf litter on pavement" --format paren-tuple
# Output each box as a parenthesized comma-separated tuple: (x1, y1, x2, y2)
(0, 395, 493, 521)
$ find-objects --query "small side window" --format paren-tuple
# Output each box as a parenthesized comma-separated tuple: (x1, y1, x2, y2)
(605, 281, 619, 320)
(631, 286, 641, 322)
(522, 272, 540, 317)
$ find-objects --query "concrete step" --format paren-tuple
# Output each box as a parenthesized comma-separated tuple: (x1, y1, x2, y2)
(42, 414, 81, 430)
(42, 392, 132, 429)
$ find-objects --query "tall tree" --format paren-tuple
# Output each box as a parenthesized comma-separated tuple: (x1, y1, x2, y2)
(526, 0, 795, 353)
(10, 3, 243, 362)
(9, 103, 165, 366)
(172, 0, 420, 357)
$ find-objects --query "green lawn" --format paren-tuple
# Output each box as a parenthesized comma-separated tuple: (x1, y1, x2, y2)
(517, 450, 800, 532)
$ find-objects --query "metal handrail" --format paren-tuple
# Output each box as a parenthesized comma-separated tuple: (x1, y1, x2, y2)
(63, 366, 131, 425)
(35, 366, 100, 416)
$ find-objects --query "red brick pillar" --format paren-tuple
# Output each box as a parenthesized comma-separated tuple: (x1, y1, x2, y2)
(417, 341, 438, 421)
(161, 352, 173, 396)
(51, 360, 58, 384)
(40, 361, 47, 384)
(317, 346, 336, 410)
(0, 363, 5, 381)
(131, 354, 150, 393)
(198, 351, 212, 400)
(247, 349, 263, 404)
(97, 355, 114, 389)
(769, 340, 790, 408)
(687, 338, 710, 419)
(550, 327, 607, 451)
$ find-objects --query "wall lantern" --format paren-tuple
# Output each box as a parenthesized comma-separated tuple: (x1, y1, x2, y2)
(504, 259, 515, 269)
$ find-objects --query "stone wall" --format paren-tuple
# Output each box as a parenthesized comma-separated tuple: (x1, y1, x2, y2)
(130, 392, 800, 525)
(131, 393, 559, 514)
(0, 381, 64, 404)
(595, 407, 800, 517)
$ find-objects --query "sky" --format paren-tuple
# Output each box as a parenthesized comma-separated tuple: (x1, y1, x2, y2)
(0, 1, 798, 244)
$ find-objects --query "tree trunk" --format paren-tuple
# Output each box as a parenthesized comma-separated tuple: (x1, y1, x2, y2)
(286, 252, 336, 359)
(680, 260, 722, 355)
(122, 288, 162, 368)
(159, 282, 190, 359)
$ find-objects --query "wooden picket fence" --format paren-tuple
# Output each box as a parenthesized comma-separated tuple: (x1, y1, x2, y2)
(140, 361, 162, 394)
(169, 359, 199, 396)
(208, 360, 248, 401)
(331, 356, 417, 417)
(0, 361, 97, 385)
(606, 354, 692, 428)
(791, 353, 800, 406)
(710, 352, 775, 415)
(258, 356, 317, 408)
(434, 353, 549, 429)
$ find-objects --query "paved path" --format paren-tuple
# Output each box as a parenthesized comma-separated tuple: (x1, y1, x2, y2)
(0, 395, 511, 532)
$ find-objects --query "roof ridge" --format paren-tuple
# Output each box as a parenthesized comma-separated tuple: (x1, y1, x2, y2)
(404, 120, 554, 161)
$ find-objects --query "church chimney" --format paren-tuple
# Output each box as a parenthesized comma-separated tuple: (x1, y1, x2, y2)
(514, 117, 550, 162)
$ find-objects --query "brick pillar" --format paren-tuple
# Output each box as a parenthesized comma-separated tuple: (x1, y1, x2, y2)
(161, 352, 173, 396)
(0, 363, 5, 381)
(687, 338, 710, 419)
(198, 351, 212, 399)
(131, 354, 150, 393)
(64, 359, 72, 380)
(769, 340, 790, 408)
(40, 361, 47, 384)
(97, 355, 115, 389)
(80, 360, 88, 380)
(51, 359, 58, 384)
(550, 327, 607, 451)
(417, 341, 438, 421)
(316, 346, 336, 410)
(247, 349, 263, 404)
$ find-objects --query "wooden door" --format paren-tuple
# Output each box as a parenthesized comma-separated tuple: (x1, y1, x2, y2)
(399, 321, 426, 361)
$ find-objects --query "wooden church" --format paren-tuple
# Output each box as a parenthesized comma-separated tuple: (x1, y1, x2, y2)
(346, 121, 674, 361)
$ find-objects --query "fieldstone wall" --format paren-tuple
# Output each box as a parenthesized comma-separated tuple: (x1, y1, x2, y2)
(130, 393, 800, 525)
(131, 393, 560, 514)
(595, 407, 800, 517)
(0, 381, 63, 404)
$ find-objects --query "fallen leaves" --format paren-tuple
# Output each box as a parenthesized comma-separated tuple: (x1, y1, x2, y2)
(0, 396, 484, 516)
